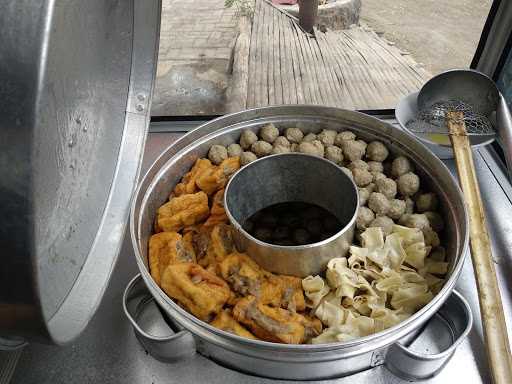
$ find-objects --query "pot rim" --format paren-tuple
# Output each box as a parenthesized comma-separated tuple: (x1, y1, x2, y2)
(130, 105, 469, 352)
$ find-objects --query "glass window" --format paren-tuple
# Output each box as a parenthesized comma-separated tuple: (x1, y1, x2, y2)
(153, 0, 493, 117)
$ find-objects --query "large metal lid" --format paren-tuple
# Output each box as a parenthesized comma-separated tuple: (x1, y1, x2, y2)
(0, 0, 161, 344)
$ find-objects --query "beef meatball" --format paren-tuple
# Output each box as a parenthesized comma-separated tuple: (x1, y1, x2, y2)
(240, 151, 257, 166)
(342, 140, 366, 162)
(405, 197, 414, 214)
(399, 213, 430, 230)
(397, 172, 420, 196)
(369, 216, 394, 236)
(415, 192, 439, 213)
(368, 192, 390, 215)
(376, 177, 397, 199)
(325, 145, 343, 164)
(366, 141, 389, 162)
(285, 127, 304, 144)
(259, 123, 279, 143)
(251, 141, 273, 157)
(273, 136, 291, 148)
(302, 133, 317, 143)
(423, 228, 440, 247)
(271, 145, 291, 155)
(348, 160, 369, 171)
(299, 142, 322, 157)
(358, 187, 371, 206)
(227, 143, 242, 157)
(208, 145, 228, 165)
(352, 168, 373, 187)
(391, 156, 414, 178)
(317, 129, 337, 146)
(388, 199, 406, 220)
(334, 131, 356, 146)
(239, 130, 258, 150)
(311, 140, 325, 157)
(356, 207, 375, 230)
(367, 161, 384, 173)
(372, 172, 386, 182)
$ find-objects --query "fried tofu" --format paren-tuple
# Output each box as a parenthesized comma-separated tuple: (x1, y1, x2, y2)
(156, 191, 210, 232)
(261, 275, 306, 312)
(172, 158, 213, 197)
(203, 188, 229, 227)
(149, 232, 196, 286)
(233, 296, 322, 344)
(196, 157, 240, 195)
(210, 310, 257, 339)
(206, 223, 236, 263)
(161, 263, 231, 322)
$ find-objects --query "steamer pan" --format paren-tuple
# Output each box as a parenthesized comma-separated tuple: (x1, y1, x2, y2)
(128, 106, 469, 380)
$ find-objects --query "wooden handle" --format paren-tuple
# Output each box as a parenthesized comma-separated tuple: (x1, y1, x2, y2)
(447, 111, 512, 384)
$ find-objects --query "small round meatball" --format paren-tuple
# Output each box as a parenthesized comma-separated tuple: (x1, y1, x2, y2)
(423, 228, 441, 247)
(311, 140, 325, 157)
(357, 140, 368, 150)
(369, 216, 394, 236)
(405, 197, 415, 214)
(227, 143, 242, 157)
(290, 143, 299, 152)
(372, 172, 386, 182)
(397, 172, 420, 196)
(415, 192, 439, 213)
(391, 156, 414, 178)
(342, 140, 366, 162)
(239, 129, 258, 150)
(317, 129, 337, 146)
(424, 211, 444, 232)
(348, 160, 369, 171)
(208, 145, 228, 165)
(240, 151, 257, 166)
(356, 207, 375, 230)
(259, 123, 279, 143)
(273, 136, 291, 148)
(352, 168, 373, 187)
(285, 127, 304, 143)
(366, 183, 376, 193)
(334, 131, 356, 147)
(271, 145, 291, 155)
(366, 141, 389, 162)
(325, 145, 343, 164)
(388, 199, 406, 220)
(293, 228, 311, 245)
(298, 142, 322, 157)
(251, 141, 273, 157)
(368, 192, 390, 215)
(399, 213, 430, 230)
(358, 187, 371, 206)
(302, 133, 317, 143)
(340, 167, 353, 179)
(367, 161, 384, 173)
(376, 177, 397, 199)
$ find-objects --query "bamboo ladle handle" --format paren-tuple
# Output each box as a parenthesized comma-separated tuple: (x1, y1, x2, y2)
(447, 111, 512, 384)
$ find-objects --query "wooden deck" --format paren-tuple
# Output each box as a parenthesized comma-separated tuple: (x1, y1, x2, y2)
(229, 0, 431, 111)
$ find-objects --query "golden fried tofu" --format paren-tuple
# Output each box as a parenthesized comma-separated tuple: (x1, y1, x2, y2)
(210, 310, 257, 339)
(233, 296, 322, 344)
(219, 253, 266, 297)
(196, 157, 240, 195)
(149, 232, 196, 286)
(190, 226, 214, 268)
(260, 275, 306, 312)
(156, 191, 210, 232)
(203, 188, 228, 227)
(161, 263, 231, 322)
(172, 159, 213, 197)
(206, 224, 236, 263)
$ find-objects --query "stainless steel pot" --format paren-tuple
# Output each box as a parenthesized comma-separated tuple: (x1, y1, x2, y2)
(127, 106, 470, 380)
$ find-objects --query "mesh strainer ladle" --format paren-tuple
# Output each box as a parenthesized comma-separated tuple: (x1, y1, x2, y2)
(409, 69, 512, 384)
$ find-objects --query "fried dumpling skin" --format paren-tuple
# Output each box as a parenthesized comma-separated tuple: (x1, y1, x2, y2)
(149, 232, 196, 286)
(156, 191, 210, 232)
(233, 296, 322, 344)
(172, 159, 213, 197)
(196, 157, 240, 195)
(161, 263, 231, 322)
(210, 309, 257, 339)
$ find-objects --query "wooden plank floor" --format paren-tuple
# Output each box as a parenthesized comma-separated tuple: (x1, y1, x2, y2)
(243, 0, 431, 110)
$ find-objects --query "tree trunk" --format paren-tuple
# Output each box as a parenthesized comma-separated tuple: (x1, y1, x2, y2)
(298, 0, 319, 33)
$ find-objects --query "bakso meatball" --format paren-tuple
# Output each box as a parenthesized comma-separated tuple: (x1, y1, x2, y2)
(240, 129, 258, 150)
(356, 206, 375, 230)
(325, 145, 344, 164)
(227, 143, 243, 157)
(259, 123, 279, 143)
(342, 140, 366, 162)
(285, 127, 304, 144)
(352, 168, 373, 187)
(240, 151, 257, 166)
(299, 142, 322, 157)
(290, 143, 299, 152)
(358, 187, 371, 206)
(423, 227, 441, 247)
(366, 141, 389, 162)
(348, 160, 369, 171)
(311, 140, 325, 157)
(208, 145, 228, 165)
(302, 133, 317, 143)
(391, 156, 414, 178)
(405, 197, 415, 214)
(273, 136, 291, 148)
(317, 129, 337, 146)
(271, 145, 291, 155)
(415, 192, 439, 213)
(334, 131, 356, 146)
(424, 211, 445, 232)
(399, 213, 430, 231)
(367, 161, 384, 173)
(372, 172, 386, 182)
(357, 140, 368, 150)
(388, 199, 406, 220)
(375, 177, 397, 199)
(397, 172, 420, 196)
(369, 216, 394, 236)
(340, 167, 353, 179)
(368, 192, 390, 216)
(251, 141, 273, 157)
